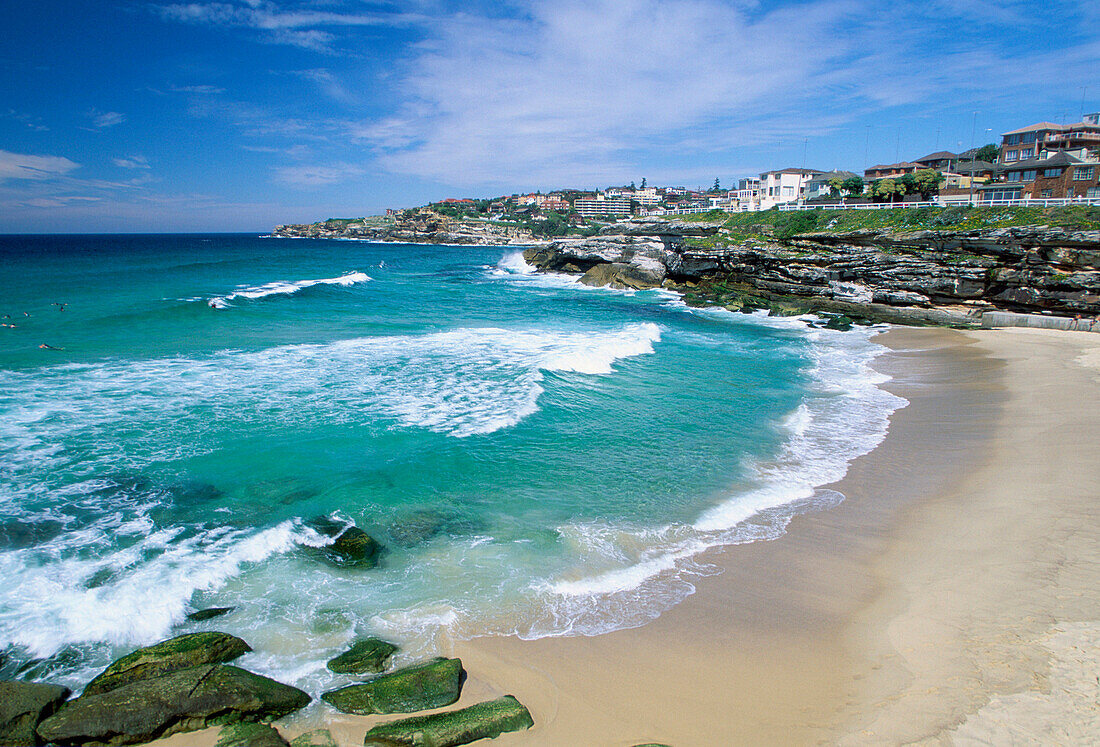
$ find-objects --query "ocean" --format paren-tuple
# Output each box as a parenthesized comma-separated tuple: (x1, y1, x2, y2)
(0, 233, 905, 697)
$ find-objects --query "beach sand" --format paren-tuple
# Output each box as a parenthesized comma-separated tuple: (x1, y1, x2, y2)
(155, 326, 1100, 746)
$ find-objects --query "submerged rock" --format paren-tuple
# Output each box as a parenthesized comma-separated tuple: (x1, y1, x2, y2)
(0, 681, 71, 747)
(217, 722, 291, 747)
(82, 631, 252, 696)
(326, 638, 398, 675)
(289, 728, 337, 747)
(37, 664, 310, 746)
(187, 607, 237, 622)
(321, 657, 463, 715)
(307, 518, 384, 569)
(361, 694, 534, 746)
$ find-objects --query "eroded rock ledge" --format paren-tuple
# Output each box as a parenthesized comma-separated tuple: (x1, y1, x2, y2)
(523, 220, 1100, 326)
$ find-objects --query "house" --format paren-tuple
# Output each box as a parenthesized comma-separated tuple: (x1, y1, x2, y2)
(999, 115, 1100, 165)
(978, 150, 1100, 202)
(913, 151, 960, 171)
(542, 195, 569, 211)
(755, 168, 824, 209)
(632, 187, 661, 205)
(864, 162, 923, 180)
(804, 170, 859, 201)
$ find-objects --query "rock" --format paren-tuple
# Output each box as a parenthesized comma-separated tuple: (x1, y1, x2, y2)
(0, 681, 71, 746)
(579, 262, 664, 290)
(321, 657, 463, 715)
(823, 315, 855, 331)
(327, 638, 398, 675)
(307, 518, 384, 569)
(83, 632, 252, 696)
(217, 722, 290, 747)
(361, 694, 533, 746)
(187, 607, 236, 622)
(289, 728, 337, 747)
(37, 665, 309, 746)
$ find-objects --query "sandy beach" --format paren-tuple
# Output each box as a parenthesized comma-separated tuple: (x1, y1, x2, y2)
(154, 326, 1100, 746)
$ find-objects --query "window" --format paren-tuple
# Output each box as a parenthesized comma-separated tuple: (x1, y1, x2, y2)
(1021, 170, 1037, 181)
(1018, 148, 1033, 159)
(1073, 166, 1095, 180)
(1087, 187, 1100, 198)
(1005, 134, 1020, 145)
(782, 186, 795, 197)
(1004, 151, 1018, 161)
(1043, 168, 1063, 177)
(1040, 189, 1053, 197)
(1022, 132, 1037, 143)
(1007, 172, 1021, 182)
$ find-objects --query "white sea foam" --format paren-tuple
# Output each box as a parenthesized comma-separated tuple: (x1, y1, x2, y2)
(0, 520, 331, 657)
(492, 251, 536, 275)
(204, 271, 370, 307)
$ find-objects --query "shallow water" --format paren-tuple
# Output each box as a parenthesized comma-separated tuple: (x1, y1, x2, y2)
(0, 234, 905, 694)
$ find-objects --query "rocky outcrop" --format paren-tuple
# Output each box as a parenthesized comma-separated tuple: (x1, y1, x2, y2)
(321, 657, 463, 715)
(37, 665, 310, 746)
(217, 722, 291, 747)
(82, 632, 252, 696)
(362, 695, 534, 747)
(272, 212, 545, 245)
(307, 518, 384, 569)
(0, 681, 71, 746)
(523, 219, 720, 291)
(288, 728, 337, 747)
(325, 638, 397, 674)
(523, 219, 1100, 325)
(187, 607, 235, 622)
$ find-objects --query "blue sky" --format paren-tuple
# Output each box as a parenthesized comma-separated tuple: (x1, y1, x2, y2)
(1, 0, 1098, 232)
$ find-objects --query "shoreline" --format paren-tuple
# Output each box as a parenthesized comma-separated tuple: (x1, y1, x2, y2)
(446, 326, 1100, 745)
(156, 326, 1100, 745)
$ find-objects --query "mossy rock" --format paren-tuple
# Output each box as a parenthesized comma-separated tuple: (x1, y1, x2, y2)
(83, 632, 252, 696)
(0, 680, 71, 746)
(321, 657, 462, 715)
(187, 607, 236, 622)
(326, 638, 398, 675)
(289, 728, 337, 747)
(307, 518, 383, 569)
(822, 314, 854, 331)
(217, 722, 290, 747)
(362, 694, 533, 746)
(37, 665, 309, 746)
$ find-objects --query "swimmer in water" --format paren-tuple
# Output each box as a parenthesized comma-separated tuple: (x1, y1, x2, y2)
(39, 343, 65, 350)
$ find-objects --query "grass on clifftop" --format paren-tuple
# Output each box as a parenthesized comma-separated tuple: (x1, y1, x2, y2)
(679, 205, 1100, 247)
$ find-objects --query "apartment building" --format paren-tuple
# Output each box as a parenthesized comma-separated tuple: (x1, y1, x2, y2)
(999, 114, 1100, 165)
(573, 195, 632, 218)
(755, 168, 823, 209)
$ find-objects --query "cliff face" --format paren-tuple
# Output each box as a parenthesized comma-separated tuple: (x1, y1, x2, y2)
(272, 211, 545, 245)
(523, 220, 1100, 326)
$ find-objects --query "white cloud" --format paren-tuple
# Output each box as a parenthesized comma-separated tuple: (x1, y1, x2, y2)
(88, 110, 126, 129)
(113, 155, 151, 169)
(0, 150, 80, 181)
(272, 162, 364, 187)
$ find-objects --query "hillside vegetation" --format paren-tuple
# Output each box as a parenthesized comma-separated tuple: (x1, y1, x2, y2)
(679, 205, 1100, 247)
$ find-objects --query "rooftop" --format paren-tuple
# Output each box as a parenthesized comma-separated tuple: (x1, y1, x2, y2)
(1002, 151, 1084, 171)
(915, 151, 959, 162)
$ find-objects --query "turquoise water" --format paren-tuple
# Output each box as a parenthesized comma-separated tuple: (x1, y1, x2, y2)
(0, 234, 904, 694)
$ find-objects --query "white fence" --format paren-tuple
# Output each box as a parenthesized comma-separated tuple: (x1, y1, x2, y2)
(774, 196, 1100, 212)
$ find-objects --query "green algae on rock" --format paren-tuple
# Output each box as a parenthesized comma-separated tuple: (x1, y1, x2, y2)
(217, 722, 291, 747)
(326, 638, 398, 674)
(187, 607, 236, 622)
(307, 518, 384, 569)
(321, 657, 462, 715)
(289, 728, 338, 747)
(36, 664, 310, 746)
(0, 680, 71, 747)
(361, 694, 533, 746)
(82, 631, 252, 696)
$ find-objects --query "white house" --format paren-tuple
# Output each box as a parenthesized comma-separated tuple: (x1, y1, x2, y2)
(754, 168, 824, 210)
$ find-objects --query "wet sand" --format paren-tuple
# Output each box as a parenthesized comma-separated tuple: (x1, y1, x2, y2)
(154, 326, 1100, 746)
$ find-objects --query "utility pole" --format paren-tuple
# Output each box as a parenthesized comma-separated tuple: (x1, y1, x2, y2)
(969, 112, 979, 207)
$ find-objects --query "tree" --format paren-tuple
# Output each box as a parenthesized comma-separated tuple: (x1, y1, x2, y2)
(913, 169, 946, 199)
(828, 176, 844, 197)
(973, 143, 999, 163)
(630, 181, 636, 190)
(712, 177, 721, 192)
(841, 175, 864, 197)
(871, 178, 903, 202)
(640, 177, 647, 188)
(899, 173, 918, 195)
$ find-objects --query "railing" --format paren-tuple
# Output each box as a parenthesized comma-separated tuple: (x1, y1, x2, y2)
(774, 196, 1100, 211)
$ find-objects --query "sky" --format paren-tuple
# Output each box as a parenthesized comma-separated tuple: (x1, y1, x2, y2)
(1, 0, 1098, 232)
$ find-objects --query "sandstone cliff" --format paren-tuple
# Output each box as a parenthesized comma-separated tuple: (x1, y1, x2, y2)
(523, 219, 1100, 326)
